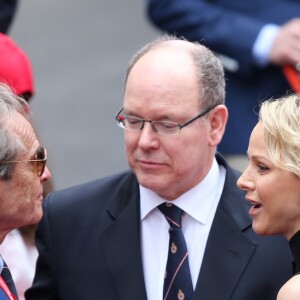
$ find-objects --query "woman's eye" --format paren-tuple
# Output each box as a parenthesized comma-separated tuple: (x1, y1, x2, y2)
(257, 164, 269, 172)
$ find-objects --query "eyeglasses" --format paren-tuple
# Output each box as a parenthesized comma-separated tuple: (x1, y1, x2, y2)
(115, 105, 217, 135)
(0, 146, 47, 177)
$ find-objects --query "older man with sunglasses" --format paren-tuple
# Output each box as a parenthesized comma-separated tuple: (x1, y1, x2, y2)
(0, 83, 51, 300)
(27, 36, 292, 300)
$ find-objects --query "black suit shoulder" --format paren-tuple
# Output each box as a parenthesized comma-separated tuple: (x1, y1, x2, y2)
(44, 170, 137, 211)
(41, 170, 139, 233)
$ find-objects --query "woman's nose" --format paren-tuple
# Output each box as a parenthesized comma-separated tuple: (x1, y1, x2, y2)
(237, 167, 254, 191)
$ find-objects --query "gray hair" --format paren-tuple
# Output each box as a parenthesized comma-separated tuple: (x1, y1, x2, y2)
(0, 83, 30, 180)
(124, 35, 225, 109)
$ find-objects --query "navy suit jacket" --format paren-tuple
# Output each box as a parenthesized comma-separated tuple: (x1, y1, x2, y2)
(0, 0, 18, 33)
(26, 155, 293, 300)
(147, 0, 300, 154)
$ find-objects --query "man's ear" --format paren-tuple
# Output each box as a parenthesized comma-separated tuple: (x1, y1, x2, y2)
(208, 105, 228, 147)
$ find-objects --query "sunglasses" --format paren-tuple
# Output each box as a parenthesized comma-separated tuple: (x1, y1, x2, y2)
(0, 146, 47, 177)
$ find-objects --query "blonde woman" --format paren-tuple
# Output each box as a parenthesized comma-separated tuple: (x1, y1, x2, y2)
(237, 94, 300, 300)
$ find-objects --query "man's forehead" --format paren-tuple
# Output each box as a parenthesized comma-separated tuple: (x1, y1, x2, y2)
(9, 111, 36, 146)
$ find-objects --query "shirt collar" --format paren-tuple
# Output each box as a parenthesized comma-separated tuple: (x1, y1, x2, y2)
(0, 256, 4, 273)
(140, 157, 225, 224)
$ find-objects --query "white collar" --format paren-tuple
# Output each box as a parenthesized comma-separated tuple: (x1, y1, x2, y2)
(140, 158, 225, 224)
(0, 255, 4, 273)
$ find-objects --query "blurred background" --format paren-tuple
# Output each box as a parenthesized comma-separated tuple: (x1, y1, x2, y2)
(10, 0, 159, 190)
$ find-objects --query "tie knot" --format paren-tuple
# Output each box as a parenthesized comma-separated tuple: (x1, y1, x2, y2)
(158, 202, 183, 228)
(1, 265, 11, 282)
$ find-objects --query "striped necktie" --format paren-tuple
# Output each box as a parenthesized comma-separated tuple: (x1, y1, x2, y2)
(158, 202, 194, 300)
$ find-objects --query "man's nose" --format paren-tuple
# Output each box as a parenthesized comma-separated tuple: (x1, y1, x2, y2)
(138, 122, 159, 149)
(41, 166, 52, 182)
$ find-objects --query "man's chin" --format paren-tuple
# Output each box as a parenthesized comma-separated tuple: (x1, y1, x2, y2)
(138, 175, 164, 191)
(31, 208, 43, 224)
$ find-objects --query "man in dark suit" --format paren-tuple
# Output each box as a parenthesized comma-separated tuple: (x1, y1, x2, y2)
(0, 83, 52, 299)
(26, 36, 293, 300)
(147, 0, 300, 162)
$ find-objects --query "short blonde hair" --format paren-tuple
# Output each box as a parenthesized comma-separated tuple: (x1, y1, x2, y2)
(259, 94, 300, 177)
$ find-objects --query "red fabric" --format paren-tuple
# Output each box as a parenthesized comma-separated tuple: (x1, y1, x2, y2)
(282, 65, 300, 94)
(0, 33, 34, 98)
(0, 277, 17, 300)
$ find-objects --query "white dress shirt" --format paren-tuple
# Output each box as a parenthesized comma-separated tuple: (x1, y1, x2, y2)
(0, 229, 38, 300)
(0, 256, 3, 274)
(252, 24, 280, 67)
(140, 158, 226, 300)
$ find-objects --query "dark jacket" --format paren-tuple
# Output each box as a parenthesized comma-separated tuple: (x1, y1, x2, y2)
(147, 0, 300, 154)
(0, 0, 18, 33)
(26, 155, 293, 299)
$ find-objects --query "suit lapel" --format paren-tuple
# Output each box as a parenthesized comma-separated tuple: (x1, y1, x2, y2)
(101, 176, 147, 300)
(194, 155, 255, 299)
(194, 206, 255, 299)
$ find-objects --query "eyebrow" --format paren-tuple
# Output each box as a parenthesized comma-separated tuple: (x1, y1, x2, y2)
(124, 109, 185, 121)
(249, 154, 272, 163)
